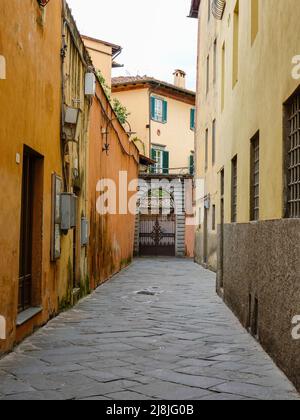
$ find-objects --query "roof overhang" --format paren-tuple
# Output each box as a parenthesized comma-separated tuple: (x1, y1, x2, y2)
(112, 78, 196, 105)
(81, 35, 122, 59)
(139, 155, 156, 167)
(188, 0, 200, 18)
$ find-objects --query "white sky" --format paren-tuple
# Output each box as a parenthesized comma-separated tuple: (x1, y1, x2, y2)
(67, 0, 198, 90)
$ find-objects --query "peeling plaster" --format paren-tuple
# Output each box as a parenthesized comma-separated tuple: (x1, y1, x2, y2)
(0, 55, 6, 80)
(0, 316, 6, 340)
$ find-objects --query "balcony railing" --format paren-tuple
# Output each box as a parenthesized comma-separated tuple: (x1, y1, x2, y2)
(212, 0, 226, 20)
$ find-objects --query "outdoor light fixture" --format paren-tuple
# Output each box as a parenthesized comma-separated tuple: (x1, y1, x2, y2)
(63, 106, 80, 142)
(38, 0, 50, 7)
(102, 118, 136, 155)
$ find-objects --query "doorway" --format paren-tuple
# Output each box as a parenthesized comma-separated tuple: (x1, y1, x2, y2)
(18, 147, 43, 313)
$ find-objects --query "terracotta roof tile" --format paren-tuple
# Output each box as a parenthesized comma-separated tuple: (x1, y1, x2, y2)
(112, 76, 195, 97)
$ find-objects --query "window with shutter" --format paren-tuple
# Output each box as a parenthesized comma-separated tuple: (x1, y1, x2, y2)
(151, 97, 168, 123)
(190, 109, 196, 130)
(163, 151, 169, 175)
(189, 155, 195, 175)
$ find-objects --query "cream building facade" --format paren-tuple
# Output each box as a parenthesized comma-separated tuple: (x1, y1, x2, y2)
(112, 73, 196, 175)
(190, 0, 300, 391)
(82, 35, 122, 88)
(112, 74, 196, 258)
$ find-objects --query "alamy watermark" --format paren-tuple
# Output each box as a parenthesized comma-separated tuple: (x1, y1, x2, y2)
(292, 55, 300, 80)
(95, 172, 204, 226)
(292, 316, 300, 340)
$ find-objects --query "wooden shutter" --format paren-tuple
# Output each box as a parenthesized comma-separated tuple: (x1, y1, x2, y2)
(150, 148, 156, 174)
(163, 151, 169, 174)
(189, 155, 195, 175)
(163, 100, 168, 123)
(190, 109, 195, 130)
(150, 97, 156, 120)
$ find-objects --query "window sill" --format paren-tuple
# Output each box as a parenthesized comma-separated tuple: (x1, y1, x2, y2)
(151, 118, 167, 124)
(17, 307, 43, 327)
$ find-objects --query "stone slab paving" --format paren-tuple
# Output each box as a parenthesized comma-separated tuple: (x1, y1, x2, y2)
(0, 258, 299, 400)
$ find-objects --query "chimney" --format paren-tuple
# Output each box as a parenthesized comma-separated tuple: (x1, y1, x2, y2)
(173, 69, 186, 89)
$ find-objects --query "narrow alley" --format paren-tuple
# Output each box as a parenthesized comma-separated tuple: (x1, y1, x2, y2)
(0, 259, 298, 401)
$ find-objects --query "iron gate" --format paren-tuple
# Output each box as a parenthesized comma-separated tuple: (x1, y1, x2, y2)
(139, 214, 176, 256)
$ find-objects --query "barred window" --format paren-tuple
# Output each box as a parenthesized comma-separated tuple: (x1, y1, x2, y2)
(250, 133, 260, 221)
(231, 156, 238, 222)
(287, 92, 300, 218)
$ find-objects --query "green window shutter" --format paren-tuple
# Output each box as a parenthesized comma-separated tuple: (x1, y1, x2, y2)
(189, 154, 195, 175)
(190, 108, 195, 130)
(163, 100, 168, 123)
(163, 150, 169, 175)
(150, 148, 156, 173)
(150, 97, 156, 120)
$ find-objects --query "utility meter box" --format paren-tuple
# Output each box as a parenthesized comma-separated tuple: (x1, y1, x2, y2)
(61, 193, 77, 231)
(85, 72, 96, 97)
(81, 217, 89, 247)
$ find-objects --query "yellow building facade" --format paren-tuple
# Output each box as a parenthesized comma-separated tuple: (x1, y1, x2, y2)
(190, 0, 300, 391)
(112, 74, 196, 175)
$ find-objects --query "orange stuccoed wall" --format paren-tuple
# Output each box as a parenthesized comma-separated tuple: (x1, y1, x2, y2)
(88, 82, 139, 288)
(0, 0, 62, 352)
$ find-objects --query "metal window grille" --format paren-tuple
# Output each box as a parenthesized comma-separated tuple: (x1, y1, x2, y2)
(288, 93, 300, 218)
(250, 133, 260, 221)
(212, 0, 226, 20)
(231, 156, 238, 222)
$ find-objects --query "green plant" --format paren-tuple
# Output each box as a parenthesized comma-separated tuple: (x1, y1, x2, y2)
(112, 98, 130, 125)
(96, 71, 130, 125)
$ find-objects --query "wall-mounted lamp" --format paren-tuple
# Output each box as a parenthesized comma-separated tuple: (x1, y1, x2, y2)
(102, 118, 136, 155)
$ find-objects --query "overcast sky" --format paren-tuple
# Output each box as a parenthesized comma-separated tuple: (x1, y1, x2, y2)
(67, 0, 198, 90)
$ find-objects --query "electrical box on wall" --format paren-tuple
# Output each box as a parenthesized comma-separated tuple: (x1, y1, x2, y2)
(61, 193, 77, 231)
(204, 195, 210, 210)
(85, 72, 96, 96)
(81, 217, 89, 247)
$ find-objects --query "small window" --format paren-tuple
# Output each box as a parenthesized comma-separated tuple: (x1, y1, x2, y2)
(190, 108, 196, 131)
(208, 0, 211, 22)
(206, 55, 210, 95)
(250, 132, 260, 221)
(151, 97, 167, 123)
(220, 168, 225, 197)
(212, 119, 216, 165)
(251, 0, 259, 45)
(232, 0, 239, 88)
(221, 42, 225, 111)
(213, 39, 217, 84)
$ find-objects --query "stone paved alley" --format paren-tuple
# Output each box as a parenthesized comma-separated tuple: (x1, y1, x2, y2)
(0, 259, 299, 400)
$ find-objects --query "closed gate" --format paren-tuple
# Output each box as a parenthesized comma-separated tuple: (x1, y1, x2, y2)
(139, 214, 176, 256)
